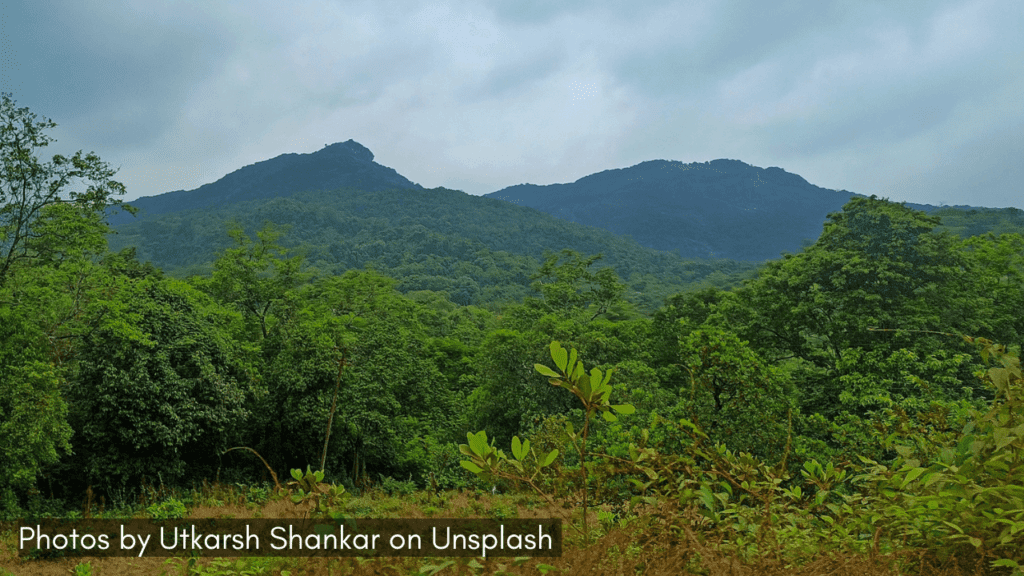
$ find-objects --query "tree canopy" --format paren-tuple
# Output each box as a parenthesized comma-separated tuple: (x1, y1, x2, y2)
(0, 92, 131, 287)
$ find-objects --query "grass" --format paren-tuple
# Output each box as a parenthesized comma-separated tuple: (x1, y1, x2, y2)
(0, 479, 983, 576)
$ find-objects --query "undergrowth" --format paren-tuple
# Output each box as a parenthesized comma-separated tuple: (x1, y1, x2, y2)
(3, 339, 1022, 575)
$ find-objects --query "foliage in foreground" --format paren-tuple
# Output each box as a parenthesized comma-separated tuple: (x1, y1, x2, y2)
(461, 339, 1024, 573)
(3, 339, 1023, 574)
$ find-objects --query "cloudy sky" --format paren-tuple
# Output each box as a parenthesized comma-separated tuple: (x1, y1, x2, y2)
(3, 0, 1022, 207)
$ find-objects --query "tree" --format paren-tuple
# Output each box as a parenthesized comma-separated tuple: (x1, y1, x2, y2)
(958, 233, 1024, 353)
(737, 197, 973, 378)
(202, 222, 307, 340)
(63, 277, 248, 498)
(0, 92, 131, 287)
(529, 250, 626, 321)
(677, 327, 793, 464)
(0, 300, 72, 515)
(466, 328, 563, 445)
(0, 90, 135, 508)
(651, 287, 733, 367)
(718, 197, 995, 465)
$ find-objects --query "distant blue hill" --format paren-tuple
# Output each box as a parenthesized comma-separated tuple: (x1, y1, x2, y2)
(111, 141, 984, 263)
(485, 159, 953, 261)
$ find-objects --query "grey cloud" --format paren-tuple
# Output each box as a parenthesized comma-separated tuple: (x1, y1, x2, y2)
(2, 0, 1021, 208)
(6, 1, 232, 148)
(467, 50, 564, 101)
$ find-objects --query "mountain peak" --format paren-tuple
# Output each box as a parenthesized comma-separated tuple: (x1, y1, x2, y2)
(320, 139, 374, 163)
(117, 139, 420, 221)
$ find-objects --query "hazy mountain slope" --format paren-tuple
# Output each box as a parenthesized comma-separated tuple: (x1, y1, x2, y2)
(111, 140, 422, 223)
(116, 140, 988, 265)
(107, 140, 1015, 310)
(486, 159, 871, 261)
(931, 206, 1024, 238)
(109, 185, 760, 310)
(484, 158, 997, 262)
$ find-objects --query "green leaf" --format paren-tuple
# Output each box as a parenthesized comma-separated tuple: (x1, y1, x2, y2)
(460, 460, 483, 474)
(942, 521, 964, 534)
(512, 436, 524, 461)
(588, 368, 604, 397)
(541, 449, 559, 467)
(995, 430, 1018, 452)
(579, 372, 593, 400)
(551, 342, 567, 372)
(468, 431, 489, 457)
(900, 467, 926, 489)
(602, 410, 617, 422)
(534, 364, 561, 378)
(571, 360, 584, 381)
(894, 444, 914, 459)
(612, 404, 635, 415)
(698, 486, 715, 511)
(419, 560, 456, 575)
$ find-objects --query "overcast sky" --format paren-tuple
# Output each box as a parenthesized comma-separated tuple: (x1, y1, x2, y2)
(3, 0, 1022, 207)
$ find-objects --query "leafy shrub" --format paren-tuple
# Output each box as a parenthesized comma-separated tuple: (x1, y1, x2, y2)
(146, 498, 187, 520)
(378, 475, 417, 497)
(851, 337, 1024, 569)
(287, 466, 347, 518)
(461, 341, 633, 543)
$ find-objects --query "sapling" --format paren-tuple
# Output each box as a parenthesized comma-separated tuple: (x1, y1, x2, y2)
(460, 341, 634, 544)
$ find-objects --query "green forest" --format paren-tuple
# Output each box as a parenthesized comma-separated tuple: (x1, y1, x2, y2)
(106, 184, 762, 313)
(4, 93, 1024, 575)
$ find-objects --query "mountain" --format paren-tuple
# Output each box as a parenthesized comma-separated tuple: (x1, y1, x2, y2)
(108, 141, 1017, 310)
(485, 159, 871, 261)
(116, 140, 983, 263)
(483, 159, 992, 262)
(109, 185, 761, 311)
(111, 140, 422, 223)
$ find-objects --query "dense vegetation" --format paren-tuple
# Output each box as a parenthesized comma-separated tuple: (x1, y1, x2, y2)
(107, 184, 761, 312)
(5, 92, 1024, 574)
(487, 159, 877, 261)
(933, 205, 1024, 239)
(485, 159, 1024, 263)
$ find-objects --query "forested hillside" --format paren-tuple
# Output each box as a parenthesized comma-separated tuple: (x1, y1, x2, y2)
(108, 185, 760, 311)
(107, 139, 424, 222)
(6, 93, 1024, 573)
(487, 159, 866, 261)
(933, 205, 1024, 238)
(485, 159, 1014, 262)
